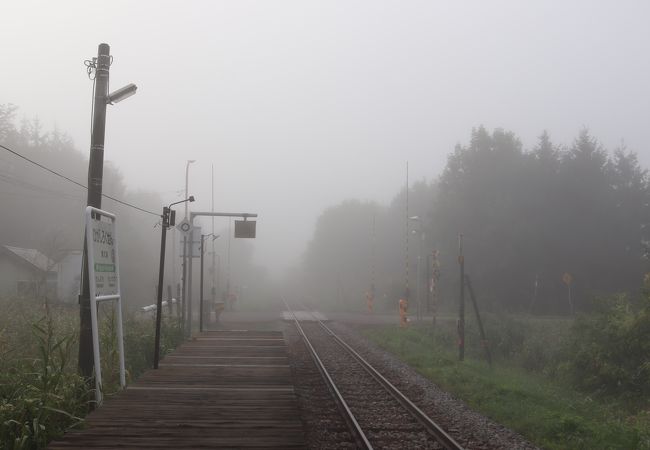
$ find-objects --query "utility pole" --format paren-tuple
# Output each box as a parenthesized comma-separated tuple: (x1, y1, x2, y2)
(426, 253, 431, 313)
(211, 164, 216, 307)
(186, 212, 256, 323)
(181, 160, 195, 338)
(78, 43, 111, 378)
(404, 162, 410, 307)
(154, 198, 192, 369)
(416, 225, 425, 321)
(153, 207, 171, 369)
(465, 274, 492, 366)
(430, 250, 440, 328)
(458, 233, 465, 361)
(199, 233, 218, 332)
(200, 233, 205, 332)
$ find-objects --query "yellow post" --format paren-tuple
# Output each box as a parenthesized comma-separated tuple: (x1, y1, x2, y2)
(399, 298, 408, 328)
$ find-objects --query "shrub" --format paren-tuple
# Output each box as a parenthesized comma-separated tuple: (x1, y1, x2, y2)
(0, 297, 184, 448)
(565, 294, 650, 400)
(0, 317, 91, 449)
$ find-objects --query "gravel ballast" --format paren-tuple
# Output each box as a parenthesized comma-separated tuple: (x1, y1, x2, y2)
(285, 319, 538, 450)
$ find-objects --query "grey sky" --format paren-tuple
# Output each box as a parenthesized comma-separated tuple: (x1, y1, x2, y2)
(2, 1, 649, 277)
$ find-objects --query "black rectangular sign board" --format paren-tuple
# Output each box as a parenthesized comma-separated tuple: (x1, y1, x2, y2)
(235, 220, 256, 238)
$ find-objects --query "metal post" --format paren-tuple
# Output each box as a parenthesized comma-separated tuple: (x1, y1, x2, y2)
(153, 207, 169, 369)
(465, 274, 492, 366)
(211, 164, 216, 306)
(181, 160, 194, 338)
(415, 250, 421, 321)
(416, 230, 424, 321)
(458, 234, 465, 361)
(227, 218, 232, 308)
(184, 162, 192, 218)
(431, 250, 439, 328)
(181, 236, 187, 336)
(188, 227, 194, 334)
(79, 43, 111, 378)
(186, 211, 257, 319)
(370, 213, 376, 312)
(426, 254, 431, 313)
(216, 253, 221, 302)
(176, 283, 181, 318)
(200, 234, 205, 333)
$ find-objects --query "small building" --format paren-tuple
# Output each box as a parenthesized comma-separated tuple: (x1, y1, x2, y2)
(0, 245, 81, 302)
(56, 250, 82, 303)
(0, 245, 57, 299)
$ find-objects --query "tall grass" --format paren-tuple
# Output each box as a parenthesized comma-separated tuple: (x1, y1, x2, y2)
(0, 297, 183, 449)
(363, 312, 650, 450)
(1, 315, 88, 449)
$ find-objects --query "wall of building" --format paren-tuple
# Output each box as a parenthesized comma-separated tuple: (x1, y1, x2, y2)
(0, 254, 43, 298)
(57, 251, 82, 303)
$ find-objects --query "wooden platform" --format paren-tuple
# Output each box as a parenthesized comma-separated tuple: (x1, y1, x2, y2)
(49, 330, 306, 449)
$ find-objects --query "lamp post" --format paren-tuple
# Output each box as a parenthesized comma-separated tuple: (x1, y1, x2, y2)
(181, 159, 195, 337)
(154, 196, 195, 369)
(79, 43, 137, 378)
(409, 216, 425, 322)
(184, 160, 196, 219)
(200, 233, 219, 332)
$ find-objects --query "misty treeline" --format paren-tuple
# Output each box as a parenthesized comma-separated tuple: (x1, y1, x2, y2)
(300, 126, 650, 315)
(0, 103, 264, 308)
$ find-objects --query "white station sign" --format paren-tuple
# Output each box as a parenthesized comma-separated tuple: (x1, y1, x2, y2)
(84, 207, 125, 406)
(88, 213, 119, 297)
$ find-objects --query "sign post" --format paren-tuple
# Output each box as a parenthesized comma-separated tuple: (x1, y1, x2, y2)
(185, 212, 257, 336)
(85, 206, 125, 405)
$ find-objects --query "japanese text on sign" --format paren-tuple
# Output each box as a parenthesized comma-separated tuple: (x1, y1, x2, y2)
(91, 218, 118, 297)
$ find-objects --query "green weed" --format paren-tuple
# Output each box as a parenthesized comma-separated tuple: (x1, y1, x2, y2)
(364, 324, 650, 450)
(0, 297, 184, 449)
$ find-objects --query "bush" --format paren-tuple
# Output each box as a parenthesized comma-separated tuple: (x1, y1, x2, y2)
(0, 297, 184, 448)
(0, 317, 91, 449)
(565, 294, 650, 400)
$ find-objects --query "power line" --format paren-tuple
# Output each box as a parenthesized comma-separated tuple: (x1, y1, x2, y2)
(0, 143, 160, 217)
(0, 171, 85, 200)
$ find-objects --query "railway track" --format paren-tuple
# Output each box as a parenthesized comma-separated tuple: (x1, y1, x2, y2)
(283, 298, 464, 450)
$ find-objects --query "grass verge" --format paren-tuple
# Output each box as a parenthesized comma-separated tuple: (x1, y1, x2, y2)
(0, 297, 184, 449)
(363, 325, 650, 450)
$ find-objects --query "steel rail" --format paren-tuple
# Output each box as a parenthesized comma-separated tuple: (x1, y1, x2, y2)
(293, 297, 464, 450)
(281, 297, 372, 450)
(317, 320, 465, 450)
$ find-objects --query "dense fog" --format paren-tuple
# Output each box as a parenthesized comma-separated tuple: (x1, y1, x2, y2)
(3, 2, 650, 449)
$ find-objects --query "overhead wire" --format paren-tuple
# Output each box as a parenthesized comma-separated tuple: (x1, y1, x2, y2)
(0, 171, 84, 200)
(0, 143, 160, 217)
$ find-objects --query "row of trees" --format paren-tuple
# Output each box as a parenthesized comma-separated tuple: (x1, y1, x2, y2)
(0, 103, 267, 310)
(299, 127, 650, 314)
(0, 103, 164, 306)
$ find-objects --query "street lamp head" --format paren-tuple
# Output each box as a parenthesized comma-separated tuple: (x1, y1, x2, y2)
(168, 195, 195, 209)
(107, 83, 137, 104)
(212, 234, 220, 241)
(409, 215, 420, 221)
(187, 159, 196, 164)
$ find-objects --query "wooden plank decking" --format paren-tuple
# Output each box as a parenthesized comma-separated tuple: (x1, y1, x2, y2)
(49, 330, 306, 449)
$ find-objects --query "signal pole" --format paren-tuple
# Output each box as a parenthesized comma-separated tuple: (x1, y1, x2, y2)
(153, 207, 171, 369)
(78, 43, 111, 378)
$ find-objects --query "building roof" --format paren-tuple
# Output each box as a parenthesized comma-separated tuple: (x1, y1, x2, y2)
(3, 245, 56, 273)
